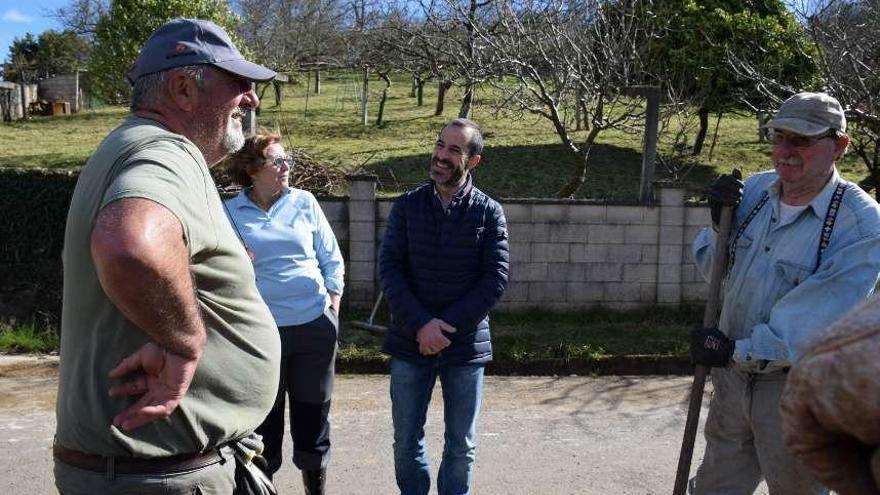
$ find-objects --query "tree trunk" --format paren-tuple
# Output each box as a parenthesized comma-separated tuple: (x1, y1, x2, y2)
(557, 127, 601, 198)
(693, 106, 710, 156)
(361, 67, 369, 126)
(376, 72, 391, 126)
(708, 111, 724, 161)
(417, 81, 424, 107)
(435, 80, 452, 116)
(410, 75, 417, 97)
(458, 82, 473, 119)
(273, 81, 282, 107)
(314, 70, 321, 94)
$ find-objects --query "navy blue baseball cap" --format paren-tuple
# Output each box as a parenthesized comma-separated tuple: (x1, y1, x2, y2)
(128, 18, 276, 84)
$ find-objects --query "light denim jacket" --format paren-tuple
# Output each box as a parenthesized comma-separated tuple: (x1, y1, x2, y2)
(693, 169, 880, 371)
(225, 188, 345, 327)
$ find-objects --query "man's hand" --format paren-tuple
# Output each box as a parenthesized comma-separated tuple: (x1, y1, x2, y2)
(690, 324, 734, 367)
(709, 171, 744, 229)
(108, 342, 199, 431)
(416, 318, 456, 355)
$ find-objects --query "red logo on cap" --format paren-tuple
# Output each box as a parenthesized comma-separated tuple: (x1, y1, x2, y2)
(175, 43, 187, 53)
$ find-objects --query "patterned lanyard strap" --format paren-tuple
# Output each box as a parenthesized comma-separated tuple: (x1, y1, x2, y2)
(727, 192, 770, 277)
(816, 182, 848, 272)
(727, 182, 848, 277)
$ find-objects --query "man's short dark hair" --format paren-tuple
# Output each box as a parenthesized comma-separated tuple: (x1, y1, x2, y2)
(444, 118, 483, 157)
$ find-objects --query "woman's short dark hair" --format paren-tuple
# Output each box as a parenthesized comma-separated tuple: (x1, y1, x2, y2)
(225, 128, 281, 187)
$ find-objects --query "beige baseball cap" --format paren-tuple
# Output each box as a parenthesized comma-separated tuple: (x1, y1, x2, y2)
(763, 92, 846, 136)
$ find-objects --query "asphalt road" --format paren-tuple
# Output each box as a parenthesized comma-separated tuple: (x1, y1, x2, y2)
(0, 355, 771, 494)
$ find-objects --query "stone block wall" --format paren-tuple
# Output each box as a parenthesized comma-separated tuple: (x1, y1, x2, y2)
(319, 176, 711, 310)
(38, 73, 86, 113)
(0, 82, 38, 120)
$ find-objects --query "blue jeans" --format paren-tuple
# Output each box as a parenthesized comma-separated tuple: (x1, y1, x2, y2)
(390, 358, 485, 495)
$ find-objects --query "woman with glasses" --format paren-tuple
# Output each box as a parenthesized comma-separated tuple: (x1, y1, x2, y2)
(224, 128, 344, 495)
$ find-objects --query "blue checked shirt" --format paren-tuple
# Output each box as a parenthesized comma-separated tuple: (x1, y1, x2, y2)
(693, 170, 880, 371)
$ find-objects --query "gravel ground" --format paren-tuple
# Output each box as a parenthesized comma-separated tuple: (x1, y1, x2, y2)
(0, 355, 771, 494)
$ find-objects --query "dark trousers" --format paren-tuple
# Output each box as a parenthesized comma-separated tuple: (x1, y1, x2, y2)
(257, 307, 338, 474)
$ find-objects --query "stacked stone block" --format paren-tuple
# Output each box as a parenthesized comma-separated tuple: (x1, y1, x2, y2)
(328, 175, 711, 309)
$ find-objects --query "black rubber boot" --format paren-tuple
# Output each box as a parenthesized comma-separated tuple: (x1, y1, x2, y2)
(302, 469, 326, 495)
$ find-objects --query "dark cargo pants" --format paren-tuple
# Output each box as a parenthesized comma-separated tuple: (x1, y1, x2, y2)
(256, 306, 338, 474)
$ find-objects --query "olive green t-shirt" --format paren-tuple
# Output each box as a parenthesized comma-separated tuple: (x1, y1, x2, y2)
(57, 116, 280, 457)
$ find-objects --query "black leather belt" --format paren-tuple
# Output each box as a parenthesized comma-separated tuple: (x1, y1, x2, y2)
(53, 443, 223, 475)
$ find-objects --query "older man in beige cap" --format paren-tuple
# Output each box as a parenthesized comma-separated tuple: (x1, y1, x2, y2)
(688, 92, 880, 494)
(54, 18, 280, 494)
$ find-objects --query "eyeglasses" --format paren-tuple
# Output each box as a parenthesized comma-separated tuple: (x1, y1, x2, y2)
(772, 131, 837, 149)
(266, 155, 293, 168)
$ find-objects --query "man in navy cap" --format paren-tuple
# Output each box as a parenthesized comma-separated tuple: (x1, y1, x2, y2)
(54, 18, 280, 493)
(689, 92, 880, 494)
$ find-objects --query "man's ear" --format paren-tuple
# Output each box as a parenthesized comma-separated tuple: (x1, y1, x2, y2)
(466, 154, 482, 171)
(834, 134, 850, 161)
(166, 71, 200, 112)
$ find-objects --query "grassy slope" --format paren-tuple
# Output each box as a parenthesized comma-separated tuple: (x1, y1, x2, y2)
(1, 73, 864, 366)
(1, 71, 870, 200)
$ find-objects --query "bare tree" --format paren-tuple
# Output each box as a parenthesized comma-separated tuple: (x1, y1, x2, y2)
(419, 0, 498, 119)
(804, 0, 880, 198)
(731, 0, 880, 198)
(50, 0, 108, 40)
(384, 10, 441, 108)
(469, 0, 658, 197)
(236, 0, 346, 73)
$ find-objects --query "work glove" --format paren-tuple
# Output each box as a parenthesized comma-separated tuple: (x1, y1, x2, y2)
(690, 324, 734, 367)
(709, 171, 744, 229)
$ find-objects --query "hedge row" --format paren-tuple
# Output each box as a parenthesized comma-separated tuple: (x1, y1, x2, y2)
(0, 164, 339, 324)
(0, 168, 79, 322)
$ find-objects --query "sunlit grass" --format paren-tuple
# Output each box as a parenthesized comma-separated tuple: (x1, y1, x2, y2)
(1, 71, 870, 200)
(0, 319, 59, 353)
(337, 304, 698, 368)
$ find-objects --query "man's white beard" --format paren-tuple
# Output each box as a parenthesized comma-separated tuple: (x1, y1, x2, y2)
(222, 113, 245, 155)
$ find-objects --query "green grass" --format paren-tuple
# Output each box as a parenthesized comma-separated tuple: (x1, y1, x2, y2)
(0, 320, 59, 353)
(338, 305, 698, 367)
(1, 71, 870, 199)
(489, 305, 698, 362)
(0, 307, 694, 374)
(0, 305, 695, 361)
(0, 107, 129, 169)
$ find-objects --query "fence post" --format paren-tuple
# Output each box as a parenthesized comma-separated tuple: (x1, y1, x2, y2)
(347, 174, 379, 308)
(640, 87, 661, 203)
(656, 183, 687, 305)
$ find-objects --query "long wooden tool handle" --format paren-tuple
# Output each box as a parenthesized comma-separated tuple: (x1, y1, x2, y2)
(672, 170, 740, 495)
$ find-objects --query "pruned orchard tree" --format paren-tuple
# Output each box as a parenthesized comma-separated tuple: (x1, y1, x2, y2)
(467, 0, 659, 198)
(339, 0, 386, 125)
(393, 6, 458, 116)
(235, 0, 347, 90)
(382, 8, 444, 108)
(419, 0, 499, 119)
(730, 0, 880, 198)
(803, 0, 880, 199)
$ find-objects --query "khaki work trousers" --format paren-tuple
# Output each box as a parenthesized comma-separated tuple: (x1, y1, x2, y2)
(690, 367, 828, 495)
